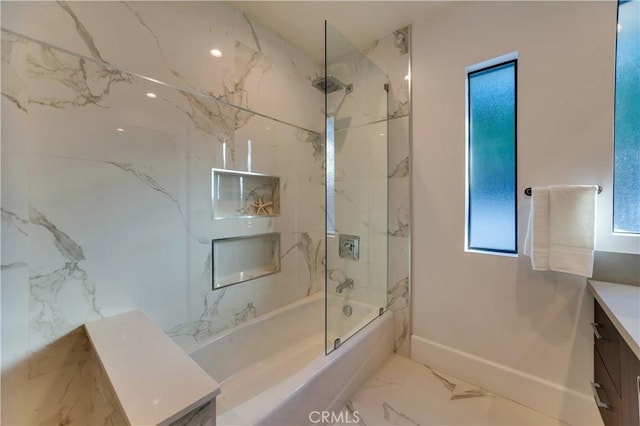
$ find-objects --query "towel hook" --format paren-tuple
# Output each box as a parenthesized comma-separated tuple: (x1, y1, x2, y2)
(524, 186, 602, 196)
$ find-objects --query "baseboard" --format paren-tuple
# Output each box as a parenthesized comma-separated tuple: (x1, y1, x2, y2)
(411, 335, 602, 426)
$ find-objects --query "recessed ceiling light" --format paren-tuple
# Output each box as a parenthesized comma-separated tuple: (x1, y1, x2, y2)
(146, 92, 157, 99)
(617, 23, 623, 32)
(210, 49, 223, 58)
(116, 128, 124, 132)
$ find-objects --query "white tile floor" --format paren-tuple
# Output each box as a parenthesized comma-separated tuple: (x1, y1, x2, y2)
(332, 355, 568, 426)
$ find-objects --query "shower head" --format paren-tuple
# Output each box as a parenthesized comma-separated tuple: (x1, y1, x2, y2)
(312, 75, 352, 94)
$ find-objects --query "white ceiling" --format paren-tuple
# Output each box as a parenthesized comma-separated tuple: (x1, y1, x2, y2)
(227, 1, 451, 64)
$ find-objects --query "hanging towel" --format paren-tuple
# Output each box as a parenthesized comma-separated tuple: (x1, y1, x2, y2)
(548, 185, 598, 277)
(525, 185, 598, 277)
(524, 187, 550, 271)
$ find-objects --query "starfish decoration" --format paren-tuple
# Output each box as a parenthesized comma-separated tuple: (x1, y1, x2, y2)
(252, 197, 273, 215)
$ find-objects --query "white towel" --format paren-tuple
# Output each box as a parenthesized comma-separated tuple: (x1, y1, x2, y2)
(525, 185, 598, 277)
(524, 187, 550, 271)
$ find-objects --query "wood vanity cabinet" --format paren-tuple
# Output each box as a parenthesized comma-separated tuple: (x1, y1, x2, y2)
(593, 300, 640, 426)
(621, 342, 640, 426)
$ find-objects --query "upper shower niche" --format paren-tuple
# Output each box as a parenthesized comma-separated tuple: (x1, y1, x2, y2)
(212, 169, 281, 219)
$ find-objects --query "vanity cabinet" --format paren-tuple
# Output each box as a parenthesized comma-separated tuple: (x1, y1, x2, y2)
(592, 300, 640, 426)
(620, 342, 640, 426)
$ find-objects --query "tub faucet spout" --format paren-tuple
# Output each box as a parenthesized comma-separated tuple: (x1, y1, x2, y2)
(336, 278, 354, 293)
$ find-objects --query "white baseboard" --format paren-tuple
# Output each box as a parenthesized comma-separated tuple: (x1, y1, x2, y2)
(411, 335, 603, 426)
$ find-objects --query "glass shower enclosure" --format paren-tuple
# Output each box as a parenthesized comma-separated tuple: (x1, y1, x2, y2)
(323, 22, 389, 354)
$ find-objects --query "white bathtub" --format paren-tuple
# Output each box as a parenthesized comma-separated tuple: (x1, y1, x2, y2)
(188, 292, 393, 426)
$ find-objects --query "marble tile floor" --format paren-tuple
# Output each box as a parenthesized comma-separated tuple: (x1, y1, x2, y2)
(332, 355, 568, 426)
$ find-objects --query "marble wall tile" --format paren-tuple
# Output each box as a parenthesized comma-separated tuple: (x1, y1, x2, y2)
(1, 1, 324, 133)
(388, 116, 410, 178)
(364, 27, 411, 357)
(0, 1, 324, 421)
(388, 178, 410, 238)
(1, 266, 30, 372)
(171, 110, 324, 346)
(363, 27, 411, 119)
(388, 237, 410, 356)
(1, 93, 30, 272)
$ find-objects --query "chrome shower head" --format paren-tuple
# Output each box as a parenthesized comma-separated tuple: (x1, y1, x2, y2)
(312, 75, 352, 94)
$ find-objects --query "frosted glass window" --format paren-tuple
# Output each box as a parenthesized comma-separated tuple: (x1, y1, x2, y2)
(467, 60, 517, 253)
(613, 0, 640, 234)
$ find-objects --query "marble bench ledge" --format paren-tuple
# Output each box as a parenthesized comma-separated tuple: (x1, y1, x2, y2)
(84, 310, 221, 426)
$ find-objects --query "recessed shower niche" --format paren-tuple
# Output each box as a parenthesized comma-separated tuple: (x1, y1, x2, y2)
(212, 233, 281, 289)
(212, 169, 280, 219)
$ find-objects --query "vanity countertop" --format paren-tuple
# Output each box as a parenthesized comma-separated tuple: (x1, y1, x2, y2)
(85, 310, 220, 425)
(588, 280, 640, 360)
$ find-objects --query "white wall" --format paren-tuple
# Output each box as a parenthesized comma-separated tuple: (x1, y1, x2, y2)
(411, 2, 620, 424)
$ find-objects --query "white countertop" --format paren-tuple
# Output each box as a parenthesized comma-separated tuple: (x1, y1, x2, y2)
(588, 280, 640, 360)
(85, 311, 221, 426)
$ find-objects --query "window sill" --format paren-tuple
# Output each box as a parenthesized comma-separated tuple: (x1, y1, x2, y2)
(465, 248, 519, 258)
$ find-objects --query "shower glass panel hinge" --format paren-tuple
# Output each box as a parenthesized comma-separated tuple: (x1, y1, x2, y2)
(384, 83, 389, 92)
(334, 338, 341, 350)
(379, 307, 384, 316)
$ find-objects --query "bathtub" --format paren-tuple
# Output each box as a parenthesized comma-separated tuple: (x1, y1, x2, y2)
(188, 292, 393, 425)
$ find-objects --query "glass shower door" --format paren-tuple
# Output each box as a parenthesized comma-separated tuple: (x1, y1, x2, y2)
(324, 22, 389, 354)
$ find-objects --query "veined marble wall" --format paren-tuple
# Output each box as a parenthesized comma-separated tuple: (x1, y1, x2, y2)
(365, 27, 411, 356)
(1, 1, 323, 424)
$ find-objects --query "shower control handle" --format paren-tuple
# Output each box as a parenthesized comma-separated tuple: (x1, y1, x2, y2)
(339, 234, 360, 261)
(336, 278, 353, 293)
